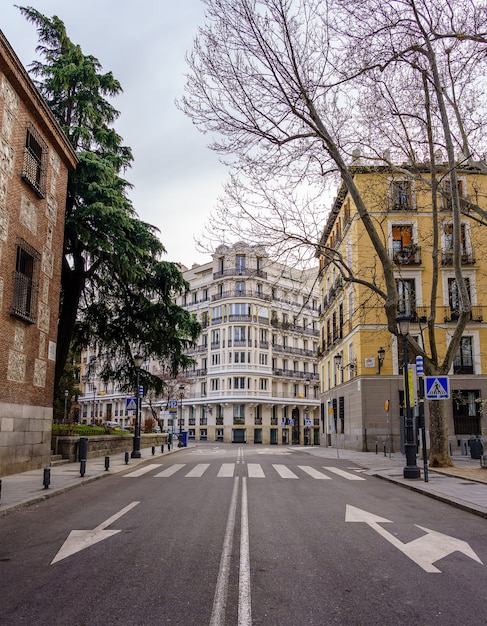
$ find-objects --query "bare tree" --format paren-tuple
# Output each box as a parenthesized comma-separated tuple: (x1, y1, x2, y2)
(180, 0, 487, 465)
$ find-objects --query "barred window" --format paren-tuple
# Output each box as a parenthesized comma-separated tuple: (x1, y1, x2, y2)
(21, 124, 48, 198)
(10, 239, 40, 324)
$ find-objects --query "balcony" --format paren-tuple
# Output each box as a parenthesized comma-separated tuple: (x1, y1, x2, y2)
(213, 267, 268, 280)
(392, 245, 422, 265)
(441, 251, 476, 265)
(443, 306, 483, 323)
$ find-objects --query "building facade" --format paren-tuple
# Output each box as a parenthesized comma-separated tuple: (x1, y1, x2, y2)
(318, 162, 487, 452)
(77, 243, 321, 445)
(0, 31, 77, 475)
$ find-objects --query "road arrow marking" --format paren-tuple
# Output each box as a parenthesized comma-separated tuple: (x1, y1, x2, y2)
(345, 505, 483, 573)
(51, 501, 140, 564)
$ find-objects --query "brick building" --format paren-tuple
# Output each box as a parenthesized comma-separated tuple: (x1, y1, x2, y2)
(0, 31, 77, 475)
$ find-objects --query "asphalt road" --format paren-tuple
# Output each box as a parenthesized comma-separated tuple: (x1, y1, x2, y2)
(0, 444, 486, 625)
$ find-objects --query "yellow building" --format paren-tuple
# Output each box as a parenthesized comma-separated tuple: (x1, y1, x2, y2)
(318, 163, 487, 452)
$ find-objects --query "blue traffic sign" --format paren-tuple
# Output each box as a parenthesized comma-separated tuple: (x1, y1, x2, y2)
(126, 397, 137, 411)
(425, 376, 450, 400)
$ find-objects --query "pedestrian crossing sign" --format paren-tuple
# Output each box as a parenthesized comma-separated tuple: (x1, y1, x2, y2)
(425, 376, 450, 400)
(126, 397, 137, 411)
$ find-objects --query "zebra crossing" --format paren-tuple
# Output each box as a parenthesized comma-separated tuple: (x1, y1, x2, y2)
(122, 462, 366, 481)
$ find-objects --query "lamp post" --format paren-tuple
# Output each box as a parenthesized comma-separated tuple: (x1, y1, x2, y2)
(396, 314, 420, 479)
(178, 384, 185, 447)
(63, 389, 69, 423)
(131, 354, 144, 459)
(92, 386, 97, 424)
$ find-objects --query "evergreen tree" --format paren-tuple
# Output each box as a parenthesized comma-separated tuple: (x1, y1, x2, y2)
(20, 6, 200, 395)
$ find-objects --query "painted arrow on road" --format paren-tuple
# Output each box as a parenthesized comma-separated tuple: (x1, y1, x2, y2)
(345, 505, 483, 573)
(51, 501, 140, 564)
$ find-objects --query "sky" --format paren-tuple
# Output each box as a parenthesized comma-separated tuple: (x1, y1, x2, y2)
(2, 0, 227, 268)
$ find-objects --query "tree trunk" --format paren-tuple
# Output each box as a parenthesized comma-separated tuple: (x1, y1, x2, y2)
(428, 400, 453, 467)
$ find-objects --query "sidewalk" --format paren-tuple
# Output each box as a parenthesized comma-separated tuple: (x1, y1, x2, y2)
(1, 444, 487, 518)
(293, 445, 487, 518)
(0, 444, 182, 517)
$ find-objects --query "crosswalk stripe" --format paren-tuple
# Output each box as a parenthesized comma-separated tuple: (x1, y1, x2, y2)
(154, 463, 186, 477)
(217, 463, 235, 477)
(323, 466, 366, 480)
(298, 465, 331, 480)
(123, 464, 162, 478)
(273, 464, 298, 479)
(185, 463, 210, 477)
(247, 463, 265, 478)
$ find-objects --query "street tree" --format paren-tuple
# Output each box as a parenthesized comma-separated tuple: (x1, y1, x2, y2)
(20, 6, 201, 396)
(181, 0, 487, 465)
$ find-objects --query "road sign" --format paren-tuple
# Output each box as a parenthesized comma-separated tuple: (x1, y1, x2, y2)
(126, 397, 137, 411)
(425, 376, 450, 400)
(168, 400, 178, 414)
(305, 419, 312, 426)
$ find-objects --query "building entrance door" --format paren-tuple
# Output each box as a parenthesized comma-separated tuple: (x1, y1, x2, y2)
(292, 408, 300, 444)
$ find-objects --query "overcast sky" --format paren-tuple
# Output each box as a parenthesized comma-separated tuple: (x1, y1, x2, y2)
(2, 1, 226, 268)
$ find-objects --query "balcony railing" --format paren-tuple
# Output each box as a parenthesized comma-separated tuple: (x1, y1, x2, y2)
(213, 268, 268, 280)
(392, 246, 422, 265)
(441, 251, 476, 265)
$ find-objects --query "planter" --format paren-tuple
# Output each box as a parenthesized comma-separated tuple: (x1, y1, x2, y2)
(51, 433, 168, 462)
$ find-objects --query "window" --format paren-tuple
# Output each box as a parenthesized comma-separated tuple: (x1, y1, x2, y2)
(440, 177, 466, 211)
(11, 239, 40, 323)
(233, 377, 246, 389)
(443, 223, 469, 264)
(259, 378, 267, 391)
(234, 326, 246, 344)
(22, 124, 47, 198)
(396, 278, 416, 318)
(259, 353, 268, 365)
(236, 281, 246, 295)
(233, 351, 246, 363)
(392, 225, 417, 263)
(453, 337, 474, 374)
(452, 389, 480, 435)
(212, 305, 222, 322)
(390, 179, 413, 211)
(211, 379, 220, 391)
(233, 404, 245, 423)
(229, 302, 250, 319)
(236, 254, 246, 273)
(448, 277, 471, 320)
(212, 353, 220, 366)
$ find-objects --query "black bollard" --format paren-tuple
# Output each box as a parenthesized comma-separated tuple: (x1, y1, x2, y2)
(152, 446, 155, 456)
(124, 451, 129, 464)
(79, 437, 88, 477)
(105, 456, 110, 471)
(161, 444, 164, 454)
(0, 478, 2, 500)
(383, 444, 386, 457)
(43, 467, 51, 489)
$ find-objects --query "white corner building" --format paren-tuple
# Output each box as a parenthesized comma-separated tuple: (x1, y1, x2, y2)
(177, 243, 321, 445)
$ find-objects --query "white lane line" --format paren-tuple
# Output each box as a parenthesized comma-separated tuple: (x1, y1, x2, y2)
(209, 477, 240, 626)
(123, 464, 162, 478)
(323, 466, 366, 481)
(247, 463, 265, 478)
(154, 464, 186, 477)
(238, 477, 251, 626)
(185, 463, 210, 477)
(273, 464, 298, 479)
(298, 465, 331, 480)
(218, 463, 235, 477)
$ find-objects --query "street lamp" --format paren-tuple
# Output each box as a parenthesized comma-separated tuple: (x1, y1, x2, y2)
(377, 347, 386, 374)
(396, 314, 420, 479)
(92, 386, 97, 424)
(131, 354, 144, 459)
(334, 353, 356, 372)
(178, 384, 185, 447)
(63, 389, 69, 423)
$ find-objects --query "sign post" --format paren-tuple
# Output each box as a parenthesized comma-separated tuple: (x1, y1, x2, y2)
(416, 357, 428, 483)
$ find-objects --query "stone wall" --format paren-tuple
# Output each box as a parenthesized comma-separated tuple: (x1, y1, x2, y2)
(52, 433, 169, 462)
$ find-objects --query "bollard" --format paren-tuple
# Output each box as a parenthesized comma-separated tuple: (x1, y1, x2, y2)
(152, 446, 155, 456)
(43, 467, 51, 489)
(105, 456, 110, 471)
(0, 478, 2, 500)
(375, 441, 378, 454)
(124, 451, 129, 465)
(383, 443, 386, 457)
(79, 436, 88, 477)
(161, 444, 164, 454)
